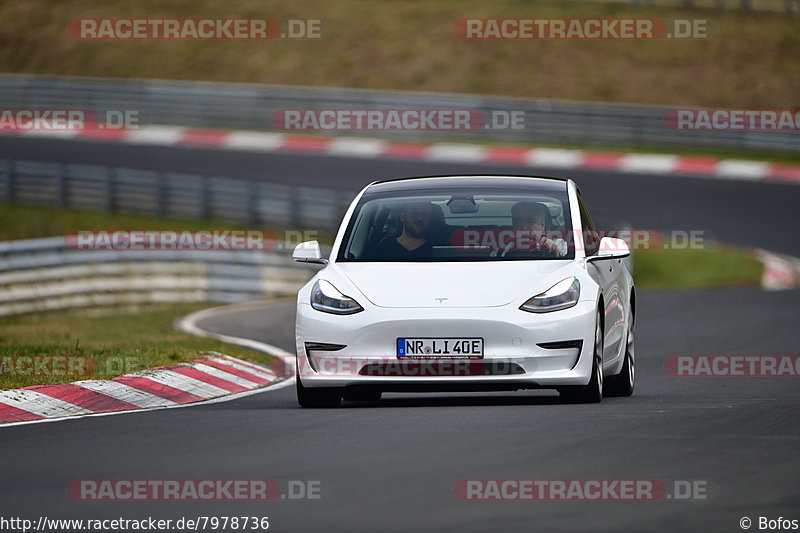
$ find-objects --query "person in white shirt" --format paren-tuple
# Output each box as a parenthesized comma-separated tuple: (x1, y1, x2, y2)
(505, 201, 568, 258)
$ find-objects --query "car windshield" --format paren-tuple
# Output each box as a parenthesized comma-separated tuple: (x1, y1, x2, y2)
(337, 186, 574, 262)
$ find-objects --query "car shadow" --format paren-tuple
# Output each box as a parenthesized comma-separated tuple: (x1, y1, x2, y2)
(342, 392, 579, 408)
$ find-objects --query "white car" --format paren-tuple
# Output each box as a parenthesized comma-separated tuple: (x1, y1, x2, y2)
(293, 175, 635, 407)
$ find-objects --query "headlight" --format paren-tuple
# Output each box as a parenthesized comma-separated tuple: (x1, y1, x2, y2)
(310, 280, 364, 315)
(520, 278, 580, 313)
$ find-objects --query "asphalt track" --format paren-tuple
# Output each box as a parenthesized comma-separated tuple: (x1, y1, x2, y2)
(1, 136, 799, 256)
(1, 136, 799, 532)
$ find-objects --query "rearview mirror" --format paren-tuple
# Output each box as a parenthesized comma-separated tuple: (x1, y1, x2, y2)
(588, 237, 630, 261)
(292, 241, 328, 264)
(446, 194, 478, 214)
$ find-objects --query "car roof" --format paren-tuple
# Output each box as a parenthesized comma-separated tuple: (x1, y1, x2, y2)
(366, 175, 569, 193)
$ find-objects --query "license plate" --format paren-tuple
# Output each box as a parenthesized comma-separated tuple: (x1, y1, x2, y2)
(397, 338, 483, 359)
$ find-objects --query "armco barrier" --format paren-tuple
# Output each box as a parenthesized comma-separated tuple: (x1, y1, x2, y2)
(0, 158, 356, 231)
(1, 74, 798, 153)
(0, 236, 322, 316)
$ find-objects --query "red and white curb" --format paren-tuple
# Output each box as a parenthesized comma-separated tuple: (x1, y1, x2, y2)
(0, 302, 297, 427)
(756, 249, 800, 291)
(2, 125, 799, 184)
(0, 353, 284, 425)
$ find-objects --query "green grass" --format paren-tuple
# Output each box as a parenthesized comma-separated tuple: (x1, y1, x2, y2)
(0, 0, 797, 109)
(0, 203, 334, 244)
(0, 204, 245, 242)
(0, 303, 279, 391)
(632, 246, 763, 289)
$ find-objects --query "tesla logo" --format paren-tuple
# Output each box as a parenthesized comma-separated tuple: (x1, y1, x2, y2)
(434, 297, 448, 304)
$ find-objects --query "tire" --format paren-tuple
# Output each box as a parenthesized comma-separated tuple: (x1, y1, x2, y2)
(605, 306, 635, 397)
(559, 309, 603, 404)
(296, 376, 341, 408)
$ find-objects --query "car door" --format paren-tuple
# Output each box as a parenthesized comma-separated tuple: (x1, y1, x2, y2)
(578, 191, 626, 368)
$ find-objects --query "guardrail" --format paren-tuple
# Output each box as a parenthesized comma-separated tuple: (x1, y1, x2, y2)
(1, 74, 797, 153)
(0, 236, 321, 316)
(0, 156, 344, 316)
(0, 158, 356, 232)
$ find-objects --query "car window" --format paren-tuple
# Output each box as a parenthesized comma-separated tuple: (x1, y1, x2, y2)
(337, 187, 574, 262)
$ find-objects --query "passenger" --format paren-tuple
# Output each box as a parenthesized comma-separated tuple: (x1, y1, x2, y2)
(507, 201, 568, 257)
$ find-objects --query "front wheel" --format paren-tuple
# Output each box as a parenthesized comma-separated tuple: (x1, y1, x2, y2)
(296, 376, 341, 408)
(559, 310, 603, 404)
(605, 307, 635, 397)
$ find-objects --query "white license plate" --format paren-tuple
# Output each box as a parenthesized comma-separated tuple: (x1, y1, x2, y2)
(397, 338, 483, 359)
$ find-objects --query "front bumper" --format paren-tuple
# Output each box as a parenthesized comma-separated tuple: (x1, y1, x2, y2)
(296, 299, 597, 390)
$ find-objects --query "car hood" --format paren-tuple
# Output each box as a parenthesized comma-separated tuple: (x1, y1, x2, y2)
(333, 261, 576, 308)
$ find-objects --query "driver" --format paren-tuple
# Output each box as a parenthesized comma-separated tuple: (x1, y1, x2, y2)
(364, 202, 435, 260)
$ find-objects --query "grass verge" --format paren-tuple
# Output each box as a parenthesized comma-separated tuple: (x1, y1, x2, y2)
(0, 302, 277, 391)
(1, 0, 797, 108)
(633, 246, 763, 289)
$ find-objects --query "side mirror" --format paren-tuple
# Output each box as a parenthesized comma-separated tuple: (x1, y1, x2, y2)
(588, 237, 630, 261)
(292, 241, 328, 264)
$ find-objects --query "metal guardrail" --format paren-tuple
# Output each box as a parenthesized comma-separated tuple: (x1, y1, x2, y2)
(0, 156, 343, 316)
(0, 236, 320, 316)
(1, 75, 797, 153)
(0, 158, 355, 232)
